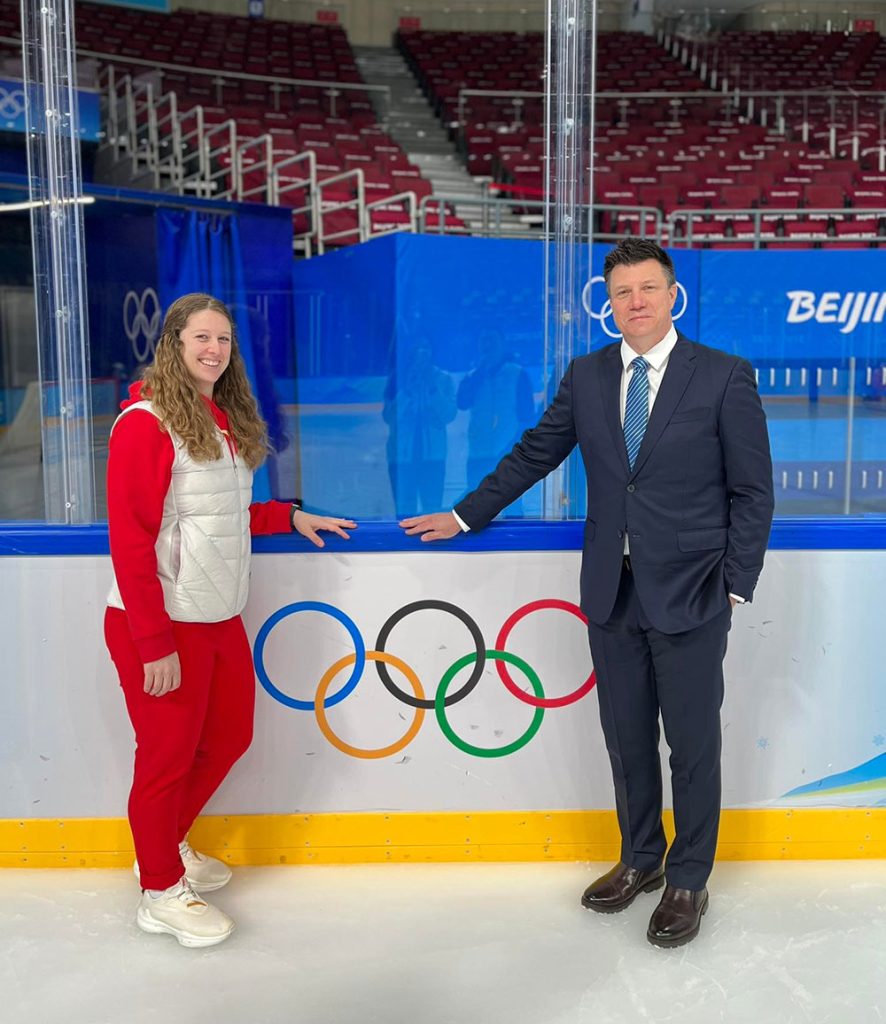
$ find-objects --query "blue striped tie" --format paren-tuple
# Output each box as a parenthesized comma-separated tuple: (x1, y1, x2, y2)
(624, 356, 649, 470)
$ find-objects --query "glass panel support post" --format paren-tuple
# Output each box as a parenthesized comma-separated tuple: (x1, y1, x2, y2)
(541, 0, 597, 519)
(21, 0, 95, 523)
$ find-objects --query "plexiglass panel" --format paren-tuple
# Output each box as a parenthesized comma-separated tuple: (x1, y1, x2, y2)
(3, 0, 884, 527)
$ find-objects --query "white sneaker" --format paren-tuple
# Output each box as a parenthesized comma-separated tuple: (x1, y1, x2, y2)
(136, 880, 234, 948)
(134, 839, 233, 893)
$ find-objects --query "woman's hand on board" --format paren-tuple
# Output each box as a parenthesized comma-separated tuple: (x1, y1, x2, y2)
(292, 510, 357, 548)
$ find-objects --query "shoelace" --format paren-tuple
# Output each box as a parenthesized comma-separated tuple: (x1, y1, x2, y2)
(170, 879, 206, 909)
(178, 840, 204, 864)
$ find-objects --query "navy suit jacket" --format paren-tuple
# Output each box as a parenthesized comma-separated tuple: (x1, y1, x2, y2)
(455, 334, 775, 634)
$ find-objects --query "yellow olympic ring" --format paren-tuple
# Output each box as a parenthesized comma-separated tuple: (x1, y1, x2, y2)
(314, 651, 425, 759)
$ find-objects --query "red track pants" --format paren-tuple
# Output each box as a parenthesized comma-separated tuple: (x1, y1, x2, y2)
(104, 607, 255, 891)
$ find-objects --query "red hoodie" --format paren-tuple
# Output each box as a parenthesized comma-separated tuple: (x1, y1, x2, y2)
(107, 382, 292, 663)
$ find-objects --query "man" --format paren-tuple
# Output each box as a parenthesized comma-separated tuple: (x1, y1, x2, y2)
(400, 238, 774, 948)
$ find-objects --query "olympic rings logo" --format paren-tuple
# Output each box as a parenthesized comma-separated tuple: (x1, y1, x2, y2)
(0, 86, 26, 122)
(581, 275, 688, 338)
(123, 287, 162, 363)
(253, 599, 596, 760)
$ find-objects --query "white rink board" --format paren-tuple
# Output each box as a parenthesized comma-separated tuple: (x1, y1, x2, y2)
(2, 549, 884, 818)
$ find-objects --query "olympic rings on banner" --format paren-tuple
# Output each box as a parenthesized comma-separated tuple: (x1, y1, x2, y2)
(254, 601, 365, 710)
(436, 650, 545, 758)
(253, 598, 595, 757)
(315, 651, 425, 760)
(374, 599, 486, 709)
(495, 599, 596, 709)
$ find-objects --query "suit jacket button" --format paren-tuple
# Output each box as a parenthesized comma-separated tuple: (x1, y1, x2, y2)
(626, 484, 636, 493)
(617, 530, 624, 539)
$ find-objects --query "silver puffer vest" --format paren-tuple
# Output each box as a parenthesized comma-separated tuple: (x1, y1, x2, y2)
(107, 400, 253, 622)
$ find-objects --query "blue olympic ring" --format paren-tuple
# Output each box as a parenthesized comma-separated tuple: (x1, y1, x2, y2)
(253, 601, 366, 710)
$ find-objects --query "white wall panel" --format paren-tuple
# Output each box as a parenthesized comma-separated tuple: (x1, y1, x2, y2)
(2, 549, 883, 819)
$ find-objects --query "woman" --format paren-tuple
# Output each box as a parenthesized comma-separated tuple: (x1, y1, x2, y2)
(105, 293, 355, 948)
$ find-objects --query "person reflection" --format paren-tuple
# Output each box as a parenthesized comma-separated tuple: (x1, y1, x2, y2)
(457, 329, 535, 504)
(383, 340, 456, 516)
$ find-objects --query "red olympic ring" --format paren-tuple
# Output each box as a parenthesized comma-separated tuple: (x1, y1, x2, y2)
(495, 599, 596, 709)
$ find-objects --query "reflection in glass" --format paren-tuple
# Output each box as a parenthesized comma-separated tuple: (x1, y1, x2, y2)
(383, 340, 456, 517)
(457, 329, 536, 516)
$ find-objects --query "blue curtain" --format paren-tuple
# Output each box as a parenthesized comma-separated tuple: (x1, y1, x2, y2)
(156, 208, 272, 499)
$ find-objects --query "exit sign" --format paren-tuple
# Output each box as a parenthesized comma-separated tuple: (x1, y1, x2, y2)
(316, 8, 339, 23)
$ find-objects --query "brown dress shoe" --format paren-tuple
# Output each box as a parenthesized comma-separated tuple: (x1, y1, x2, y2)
(580, 862, 665, 914)
(647, 885, 709, 948)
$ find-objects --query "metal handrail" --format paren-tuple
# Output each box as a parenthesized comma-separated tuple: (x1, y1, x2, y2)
(153, 90, 181, 191)
(236, 133, 274, 204)
(272, 149, 317, 204)
(365, 190, 418, 240)
(203, 120, 238, 200)
(417, 194, 665, 241)
(317, 168, 366, 254)
(272, 149, 319, 254)
(178, 104, 208, 197)
(668, 206, 886, 248)
(101, 65, 122, 151)
(861, 145, 886, 174)
(127, 78, 157, 178)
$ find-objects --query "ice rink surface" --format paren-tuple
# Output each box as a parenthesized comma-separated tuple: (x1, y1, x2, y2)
(3, 860, 885, 1024)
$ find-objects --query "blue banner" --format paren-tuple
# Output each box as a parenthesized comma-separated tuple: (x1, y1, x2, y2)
(0, 79, 100, 142)
(700, 250, 886, 362)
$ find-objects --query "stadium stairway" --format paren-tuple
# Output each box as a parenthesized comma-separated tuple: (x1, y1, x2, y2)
(354, 44, 526, 235)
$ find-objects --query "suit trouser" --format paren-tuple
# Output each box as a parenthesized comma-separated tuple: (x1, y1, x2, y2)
(104, 607, 255, 891)
(587, 561, 731, 892)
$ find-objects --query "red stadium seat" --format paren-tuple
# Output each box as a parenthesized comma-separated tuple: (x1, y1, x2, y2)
(849, 188, 886, 211)
(785, 219, 830, 238)
(805, 184, 846, 210)
(720, 185, 759, 210)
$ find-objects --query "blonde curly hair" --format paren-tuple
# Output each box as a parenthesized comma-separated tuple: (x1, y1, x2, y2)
(142, 293, 269, 470)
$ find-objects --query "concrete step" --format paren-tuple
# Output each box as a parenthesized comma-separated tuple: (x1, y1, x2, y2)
(355, 44, 531, 236)
(392, 138, 454, 156)
(92, 146, 155, 190)
(354, 43, 451, 148)
(387, 107, 445, 125)
(408, 153, 482, 188)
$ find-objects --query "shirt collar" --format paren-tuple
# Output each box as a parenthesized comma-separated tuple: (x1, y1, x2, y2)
(620, 325, 678, 373)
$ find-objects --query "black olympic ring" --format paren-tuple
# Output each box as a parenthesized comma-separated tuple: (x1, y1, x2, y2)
(374, 599, 486, 710)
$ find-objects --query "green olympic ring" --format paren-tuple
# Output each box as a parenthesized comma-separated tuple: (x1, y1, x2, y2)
(435, 650, 545, 758)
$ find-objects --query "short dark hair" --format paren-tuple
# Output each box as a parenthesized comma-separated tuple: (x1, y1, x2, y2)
(603, 238, 676, 290)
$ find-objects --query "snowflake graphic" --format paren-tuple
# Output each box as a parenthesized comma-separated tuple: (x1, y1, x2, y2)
(757, 737, 769, 750)
(873, 735, 885, 748)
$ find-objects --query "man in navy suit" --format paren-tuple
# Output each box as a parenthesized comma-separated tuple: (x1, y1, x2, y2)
(401, 238, 774, 948)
